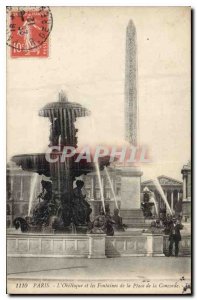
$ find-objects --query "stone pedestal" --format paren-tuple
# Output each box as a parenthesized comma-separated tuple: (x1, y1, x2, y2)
(88, 234, 106, 259)
(143, 233, 165, 256)
(119, 167, 144, 227)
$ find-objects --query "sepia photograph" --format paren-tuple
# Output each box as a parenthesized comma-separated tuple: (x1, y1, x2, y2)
(6, 6, 191, 294)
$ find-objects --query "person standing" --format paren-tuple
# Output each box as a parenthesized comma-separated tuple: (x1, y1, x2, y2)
(168, 217, 183, 257)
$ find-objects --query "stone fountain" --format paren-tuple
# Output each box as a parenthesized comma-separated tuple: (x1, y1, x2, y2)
(12, 91, 110, 233)
(8, 92, 165, 257)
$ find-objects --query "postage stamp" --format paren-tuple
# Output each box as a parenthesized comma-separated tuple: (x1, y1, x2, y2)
(6, 6, 53, 57)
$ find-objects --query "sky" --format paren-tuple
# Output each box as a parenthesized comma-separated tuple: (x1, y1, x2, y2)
(7, 6, 191, 181)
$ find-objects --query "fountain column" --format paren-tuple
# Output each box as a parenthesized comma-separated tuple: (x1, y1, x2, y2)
(37, 92, 91, 228)
(49, 155, 74, 226)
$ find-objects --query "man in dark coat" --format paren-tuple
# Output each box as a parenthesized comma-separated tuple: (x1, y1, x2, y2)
(168, 217, 183, 257)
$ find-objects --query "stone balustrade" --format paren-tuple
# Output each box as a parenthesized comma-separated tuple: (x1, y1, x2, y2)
(106, 234, 164, 257)
(7, 233, 163, 258)
(7, 233, 191, 258)
(7, 234, 90, 258)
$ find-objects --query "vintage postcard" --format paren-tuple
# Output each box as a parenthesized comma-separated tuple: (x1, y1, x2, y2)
(6, 6, 191, 294)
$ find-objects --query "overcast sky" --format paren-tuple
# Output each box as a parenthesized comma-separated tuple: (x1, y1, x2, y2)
(7, 7, 191, 181)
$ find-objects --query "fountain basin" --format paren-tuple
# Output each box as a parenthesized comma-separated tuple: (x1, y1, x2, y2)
(12, 153, 111, 176)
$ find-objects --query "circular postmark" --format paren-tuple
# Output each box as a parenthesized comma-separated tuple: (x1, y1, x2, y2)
(6, 6, 53, 51)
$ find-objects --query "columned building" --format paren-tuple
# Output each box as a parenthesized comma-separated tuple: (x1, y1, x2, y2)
(141, 175, 183, 216)
(6, 162, 41, 227)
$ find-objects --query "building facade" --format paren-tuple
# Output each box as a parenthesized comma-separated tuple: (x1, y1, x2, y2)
(6, 162, 41, 227)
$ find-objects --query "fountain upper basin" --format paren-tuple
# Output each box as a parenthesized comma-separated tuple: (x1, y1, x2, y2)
(12, 153, 111, 177)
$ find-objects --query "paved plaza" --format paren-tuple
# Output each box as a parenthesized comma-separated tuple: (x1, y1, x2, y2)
(7, 256, 191, 280)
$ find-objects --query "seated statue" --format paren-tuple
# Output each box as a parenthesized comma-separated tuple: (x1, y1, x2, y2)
(147, 218, 164, 234)
(49, 117, 61, 146)
(31, 180, 54, 226)
(141, 191, 154, 218)
(13, 217, 29, 232)
(13, 180, 54, 232)
(89, 215, 106, 234)
(112, 208, 127, 231)
(72, 180, 92, 226)
(89, 204, 114, 236)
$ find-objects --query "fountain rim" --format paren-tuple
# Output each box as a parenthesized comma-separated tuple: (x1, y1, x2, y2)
(38, 101, 91, 116)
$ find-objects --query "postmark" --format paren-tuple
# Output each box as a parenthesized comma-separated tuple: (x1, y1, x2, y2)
(6, 6, 53, 57)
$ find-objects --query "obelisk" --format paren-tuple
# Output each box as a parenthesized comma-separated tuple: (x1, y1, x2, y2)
(120, 20, 144, 227)
(125, 20, 138, 146)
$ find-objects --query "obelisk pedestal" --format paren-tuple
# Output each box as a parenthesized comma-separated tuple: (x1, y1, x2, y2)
(119, 167, 145, 227)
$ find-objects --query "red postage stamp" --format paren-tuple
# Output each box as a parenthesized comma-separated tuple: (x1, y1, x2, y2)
(6, 6, 53, 58)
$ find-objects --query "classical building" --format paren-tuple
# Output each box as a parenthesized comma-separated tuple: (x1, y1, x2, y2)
(141, 175, 183, 216)
(6, 162, 41, 227)
(181, 161, 191, 222)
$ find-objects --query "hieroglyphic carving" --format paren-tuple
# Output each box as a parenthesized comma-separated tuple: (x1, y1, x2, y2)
(125, 20, 138, 145)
